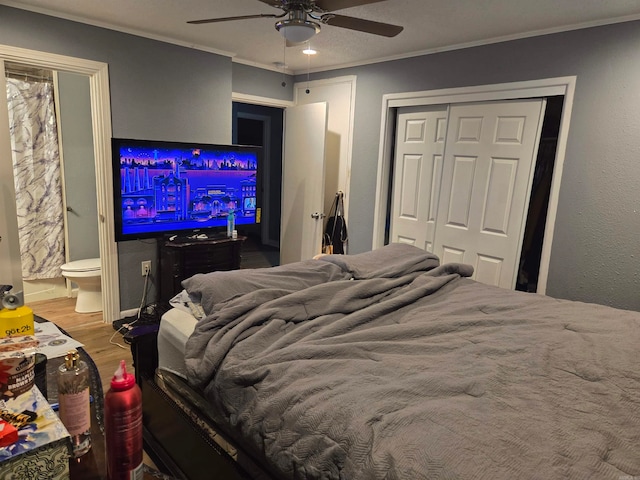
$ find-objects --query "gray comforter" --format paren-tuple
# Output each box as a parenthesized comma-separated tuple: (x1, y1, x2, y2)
(184, 243, 640, 479)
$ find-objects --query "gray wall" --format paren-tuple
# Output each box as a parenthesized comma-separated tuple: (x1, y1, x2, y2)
(0, 6, 292, 311)
(233, 63, 293, 101)
(302, 22, 640, 311)
(3, 5, 640, 313)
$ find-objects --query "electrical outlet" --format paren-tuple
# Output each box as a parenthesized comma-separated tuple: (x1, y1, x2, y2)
(141, 260, 151, 277)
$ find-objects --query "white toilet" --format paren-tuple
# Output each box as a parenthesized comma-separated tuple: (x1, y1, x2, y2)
(60, 258, 102, 313)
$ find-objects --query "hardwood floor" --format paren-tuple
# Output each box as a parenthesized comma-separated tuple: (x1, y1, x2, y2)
(29, 297, 134, 397)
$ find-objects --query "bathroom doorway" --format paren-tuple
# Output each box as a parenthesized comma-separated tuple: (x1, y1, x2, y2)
(0, 47, 118, 323)
(3, 62, 99, 304)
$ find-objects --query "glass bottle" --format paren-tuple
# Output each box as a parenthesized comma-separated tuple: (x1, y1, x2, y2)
(227, 208, 235, 237)
(57, 349, 91, 457)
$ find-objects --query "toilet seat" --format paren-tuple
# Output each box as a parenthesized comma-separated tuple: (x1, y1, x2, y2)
(61, 258, 101, 272)
(60, 258, 102, 313)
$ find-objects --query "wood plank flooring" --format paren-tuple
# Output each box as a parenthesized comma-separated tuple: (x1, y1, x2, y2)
(29, 297, 134, 398)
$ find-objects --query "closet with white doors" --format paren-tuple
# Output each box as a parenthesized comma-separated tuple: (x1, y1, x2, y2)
(390, 98, 548, 290)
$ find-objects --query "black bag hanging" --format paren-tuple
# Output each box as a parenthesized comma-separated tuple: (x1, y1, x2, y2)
(323, 192, 348, 254)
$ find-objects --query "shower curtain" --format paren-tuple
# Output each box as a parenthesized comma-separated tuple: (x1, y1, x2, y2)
(6, 76, 65, 280)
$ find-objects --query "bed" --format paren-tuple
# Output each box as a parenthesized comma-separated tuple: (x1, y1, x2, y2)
(136, 243, 640, 480)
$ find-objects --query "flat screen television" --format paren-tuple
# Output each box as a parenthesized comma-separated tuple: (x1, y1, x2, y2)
(112, 137, 261, 241)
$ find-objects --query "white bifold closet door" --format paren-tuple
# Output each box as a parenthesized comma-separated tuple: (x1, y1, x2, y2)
(390, 99, 546, 289)
(390, 106, 448, 252)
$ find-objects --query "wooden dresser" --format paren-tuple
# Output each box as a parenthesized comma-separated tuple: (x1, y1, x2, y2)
(158, 235, 246, 303)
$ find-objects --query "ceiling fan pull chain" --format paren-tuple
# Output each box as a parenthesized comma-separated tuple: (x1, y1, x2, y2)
(306, 44, 311, 94)
(281, 38, 287, 87)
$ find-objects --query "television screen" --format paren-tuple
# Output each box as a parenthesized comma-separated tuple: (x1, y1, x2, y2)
(112, 138, 261, 241)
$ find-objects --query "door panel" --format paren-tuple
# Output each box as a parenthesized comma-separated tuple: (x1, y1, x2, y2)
(482, 158, 518, 234)
(280, 102, 327, 264)
(294, 78, 355, 225)
(446, 156, 475, 227)
(57, 72, 99, 262)
(390, 107, 447, 251)
(433, 99, 546, 289)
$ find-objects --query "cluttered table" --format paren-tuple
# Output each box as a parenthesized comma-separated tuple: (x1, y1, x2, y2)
(0, 314, 173, 479)
(0, 316, 105, 478)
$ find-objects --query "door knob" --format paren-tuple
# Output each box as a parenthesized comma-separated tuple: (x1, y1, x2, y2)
(311, 212, 326, 219)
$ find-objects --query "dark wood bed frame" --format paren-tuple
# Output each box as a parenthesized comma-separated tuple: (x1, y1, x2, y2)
(126, 324, 277, 480)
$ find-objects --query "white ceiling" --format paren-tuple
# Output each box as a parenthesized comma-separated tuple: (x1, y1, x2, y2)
(3, 0, 640, 74)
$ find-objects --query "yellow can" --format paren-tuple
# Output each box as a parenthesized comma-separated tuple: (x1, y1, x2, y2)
(0, 305, 35, 338)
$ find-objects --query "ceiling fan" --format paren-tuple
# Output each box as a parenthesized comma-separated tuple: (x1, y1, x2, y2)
(187, 0, 404, 45)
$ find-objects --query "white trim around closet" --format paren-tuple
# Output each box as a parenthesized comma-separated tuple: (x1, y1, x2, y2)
(373, 76, 576, 295)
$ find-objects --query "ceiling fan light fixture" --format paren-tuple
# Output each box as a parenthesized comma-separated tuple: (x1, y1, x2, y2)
(276, 18, 320, 43)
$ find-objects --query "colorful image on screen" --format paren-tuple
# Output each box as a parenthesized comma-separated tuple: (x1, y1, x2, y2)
(114, 140, 259, 240)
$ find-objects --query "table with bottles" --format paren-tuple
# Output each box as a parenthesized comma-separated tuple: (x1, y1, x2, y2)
(39, 317, 175, 480)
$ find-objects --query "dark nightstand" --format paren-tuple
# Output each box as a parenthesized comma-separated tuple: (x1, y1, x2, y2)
(159, 235, 246, 304)
(123, 323, 161, 385)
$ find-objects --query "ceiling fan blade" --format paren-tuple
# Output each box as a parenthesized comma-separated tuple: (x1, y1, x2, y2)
(315, 0, 387, 12)
(256, 0, 284, 6)
(187, 13, 279, 25)
(323, 14, 403, 37)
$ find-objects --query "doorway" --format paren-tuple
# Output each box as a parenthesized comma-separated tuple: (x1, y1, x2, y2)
(0, 45, 118, 322)
(232, 101, 283, 265)
(231, 76, 356, 264)
(4, 63, 99, 303)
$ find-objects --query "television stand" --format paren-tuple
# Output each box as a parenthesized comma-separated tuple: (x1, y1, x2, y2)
(165, 231, 229, 243)
(159, 235, 246, 303)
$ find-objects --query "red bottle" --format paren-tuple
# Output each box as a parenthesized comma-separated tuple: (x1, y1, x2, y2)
(104, 360, 143, 480)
